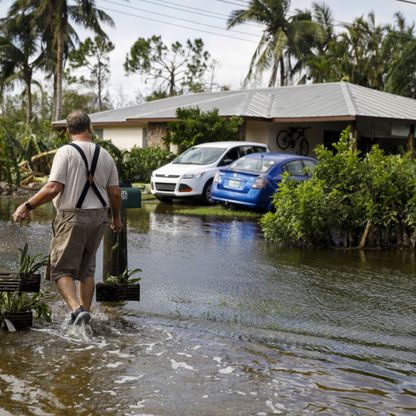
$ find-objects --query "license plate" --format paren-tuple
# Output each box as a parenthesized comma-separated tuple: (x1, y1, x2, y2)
(228, 179, 241, 189)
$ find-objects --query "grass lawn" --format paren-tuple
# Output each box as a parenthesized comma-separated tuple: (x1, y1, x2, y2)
(141, 193, 157, 201)
(131, 183, 261, 218)
(171, 204, 261, 218)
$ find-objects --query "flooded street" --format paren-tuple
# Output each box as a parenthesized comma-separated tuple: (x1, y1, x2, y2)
(0, 198, 415, 415)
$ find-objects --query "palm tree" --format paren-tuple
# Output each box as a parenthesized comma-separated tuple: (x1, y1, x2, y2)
(384, 13, 416, 98)
(0, 13, 46, 124)
(8, 0, 114, 121)
(284, 3, 334, 84)
(227, 0, 325, 87)
(304, 11, 390, 89)
(301, 2, 336, 83)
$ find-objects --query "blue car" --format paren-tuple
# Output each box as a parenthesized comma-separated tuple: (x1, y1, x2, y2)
(211, 153, 317, 211)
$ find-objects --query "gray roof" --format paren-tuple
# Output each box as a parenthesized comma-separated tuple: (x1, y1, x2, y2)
(54, 82, 416, 126)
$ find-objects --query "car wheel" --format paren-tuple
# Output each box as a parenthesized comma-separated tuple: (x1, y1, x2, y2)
(156, 196, 173, 203)
(201, 180, 215, 205)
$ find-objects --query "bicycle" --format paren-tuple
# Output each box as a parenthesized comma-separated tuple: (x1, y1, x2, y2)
(276, 126, 310, 156)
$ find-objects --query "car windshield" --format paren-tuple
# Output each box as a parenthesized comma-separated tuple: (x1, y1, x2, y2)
(230, 156, 275, 173)
(173, 147, 225, 165)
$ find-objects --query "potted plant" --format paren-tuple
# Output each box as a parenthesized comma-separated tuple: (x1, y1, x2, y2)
(0, 291, 52, 331)
(0, 243, 48, 293)
(96, 268, 142, 302)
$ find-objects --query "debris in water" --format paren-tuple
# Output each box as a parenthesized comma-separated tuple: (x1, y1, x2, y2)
(170, 359, 195, 371)
(219, 366, 234, 374)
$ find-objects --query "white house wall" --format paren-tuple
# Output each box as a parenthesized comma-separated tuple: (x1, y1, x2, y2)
(103, 127, 145, 150)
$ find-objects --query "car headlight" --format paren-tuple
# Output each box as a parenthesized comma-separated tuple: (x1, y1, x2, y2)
(182, 172, 204, 179)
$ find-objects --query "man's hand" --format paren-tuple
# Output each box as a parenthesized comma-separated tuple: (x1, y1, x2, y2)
(107, 185, 122, 233)
(11, 181, 63, 223)
(111, 216, 123, 233)
(12, 203, 31, 223)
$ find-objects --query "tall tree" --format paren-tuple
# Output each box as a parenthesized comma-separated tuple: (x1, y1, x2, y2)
(0, 13, 46, 125)
(8, 0, 114, 121)
(301, 2, 336, 83)
(334, 12, 387, 89)
(227, 0, 324, 86)
(67, 36, 114, 111)
(124, 36, 211, 96)
(384, 13, 416, 98)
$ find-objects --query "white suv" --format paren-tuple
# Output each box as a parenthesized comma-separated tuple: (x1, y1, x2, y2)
(151, 141, 270, 203)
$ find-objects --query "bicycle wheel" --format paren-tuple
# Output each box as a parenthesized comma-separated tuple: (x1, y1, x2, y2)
(298, 137, 309, 156)
(276, 130, 291, 150)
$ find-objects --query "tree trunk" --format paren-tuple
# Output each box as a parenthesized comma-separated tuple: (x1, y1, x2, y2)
(396, 223, 403, 246)
(279, 56, 285, 86)
(402, 228, 409, 248)
(98, 62, 103, 111)
(268, 59, 278, 87)
(358, 220, 372, 249)
(169, 65, 176, 96)
(53, 33, 64, 121)
(25, 72, 33, 126)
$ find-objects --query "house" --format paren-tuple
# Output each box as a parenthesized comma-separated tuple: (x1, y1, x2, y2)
(52, 82, 416, 155)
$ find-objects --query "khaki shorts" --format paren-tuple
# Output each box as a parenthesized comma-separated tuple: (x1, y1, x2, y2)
(50, 208, 109, 282)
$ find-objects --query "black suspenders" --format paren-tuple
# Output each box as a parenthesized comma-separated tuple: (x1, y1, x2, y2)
(68, 143, 107, 209)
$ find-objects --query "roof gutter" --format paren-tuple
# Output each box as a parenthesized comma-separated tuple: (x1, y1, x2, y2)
(271, 115, 357, 123)
(51, 120, 149, 129)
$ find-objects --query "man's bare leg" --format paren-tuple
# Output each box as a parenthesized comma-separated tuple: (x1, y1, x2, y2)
(55, 276, 81, 312)
(79, 275, 95, 311)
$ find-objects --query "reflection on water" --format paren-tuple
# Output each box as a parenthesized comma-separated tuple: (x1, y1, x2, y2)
(0, 197, 415, 415)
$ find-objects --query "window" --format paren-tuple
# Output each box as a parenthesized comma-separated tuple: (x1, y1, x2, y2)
(231, 156, 275, 173)
(173, 147, 225, 165)
(253, 146, 268, 153)
(282, 160, 305, 176)
(218, 148, 240, 166)
(239, 146, 254, 156)
(303, 160, 317, 175)
(239, 145, 267, 156)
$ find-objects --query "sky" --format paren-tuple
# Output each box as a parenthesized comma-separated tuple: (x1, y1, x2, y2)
(1, 0, 416, 106)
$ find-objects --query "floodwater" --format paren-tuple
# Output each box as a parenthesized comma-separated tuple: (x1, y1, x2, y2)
(0, 198, 415, 416)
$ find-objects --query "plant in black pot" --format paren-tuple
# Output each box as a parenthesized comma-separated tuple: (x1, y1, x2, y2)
(0, 243, 48, 293)
(96, 268, 142, 302)
(0, 291, 52, 332)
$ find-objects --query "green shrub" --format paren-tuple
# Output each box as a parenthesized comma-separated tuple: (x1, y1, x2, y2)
(163, 107, 243, 153)
(123, 146, 175, 182)
(261, 128, 416, 249)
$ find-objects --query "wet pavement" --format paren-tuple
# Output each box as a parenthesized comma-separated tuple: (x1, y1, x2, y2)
(0, 198, 415, 415)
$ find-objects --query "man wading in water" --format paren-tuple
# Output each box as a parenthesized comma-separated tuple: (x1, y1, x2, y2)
(12, 110, 122, 325)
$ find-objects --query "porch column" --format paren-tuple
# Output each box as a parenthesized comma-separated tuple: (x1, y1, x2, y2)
(407, 124, 415, 158)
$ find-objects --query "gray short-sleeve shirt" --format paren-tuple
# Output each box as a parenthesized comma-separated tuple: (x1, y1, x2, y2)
(49, 141, 119, 209)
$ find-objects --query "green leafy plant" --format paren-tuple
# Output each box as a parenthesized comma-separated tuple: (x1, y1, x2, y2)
(261, 128, 416, 249)
(0, 291, 52, 322)
(163, 107, 244, 153)
(104, 268, 142, 286)
(123, 146, 175, 182)
(17, 243, 49, 274)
